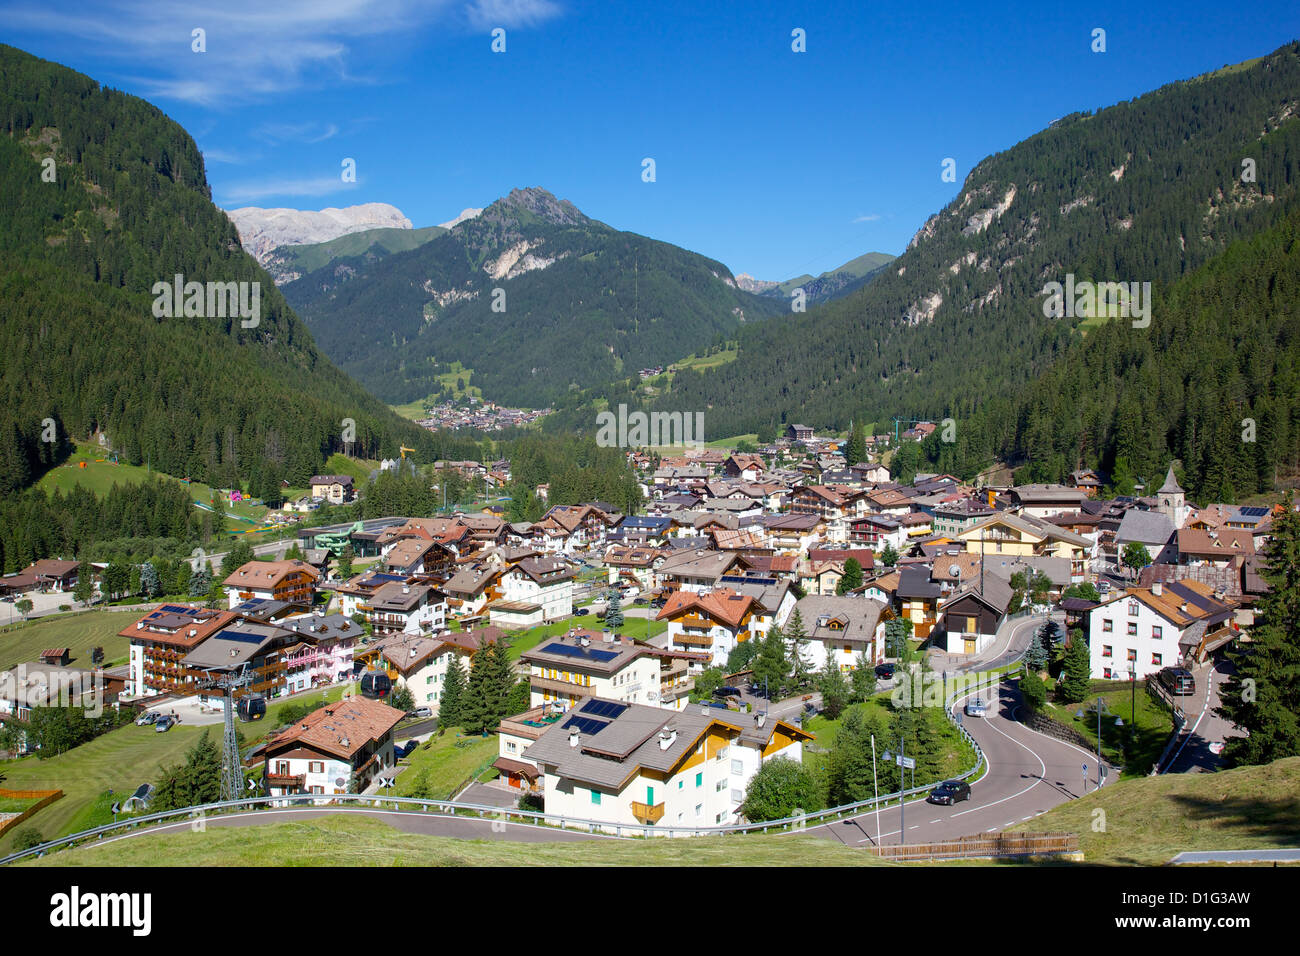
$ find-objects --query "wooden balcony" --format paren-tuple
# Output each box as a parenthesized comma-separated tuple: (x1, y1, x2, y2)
(673, 631, 713, 647)
(266, 773, 304, 789)
(531, 675, 593, 697)
(631, 801, 665, 824)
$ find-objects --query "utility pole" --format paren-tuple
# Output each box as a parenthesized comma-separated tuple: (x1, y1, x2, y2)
(197, 664, 254, 802)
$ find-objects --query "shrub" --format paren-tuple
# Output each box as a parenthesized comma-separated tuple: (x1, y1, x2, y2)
(12, 827, 45, 851)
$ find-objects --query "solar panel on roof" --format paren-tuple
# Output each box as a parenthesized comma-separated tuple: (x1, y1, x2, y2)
(563, 715, 607, 735)
(580, 699, 628, 719)
(1237, 506, 1268, 517)
(542, 643, 619, 663)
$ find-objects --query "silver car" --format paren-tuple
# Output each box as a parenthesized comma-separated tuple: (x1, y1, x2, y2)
(965, 699, 988, 718)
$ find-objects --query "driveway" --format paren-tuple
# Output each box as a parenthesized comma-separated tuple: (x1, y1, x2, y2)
(1164, 655, 1236, 774)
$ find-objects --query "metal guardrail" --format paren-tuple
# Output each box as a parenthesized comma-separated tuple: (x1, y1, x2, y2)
(1, 664, 1017, 864)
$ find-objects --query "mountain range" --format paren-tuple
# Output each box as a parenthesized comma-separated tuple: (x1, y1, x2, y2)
(277, 186, 793, 408)
(594, 40, 1300, 499)
(0, 44, 476, 498)
(736, 251, 896, 306)
(227, 202, 413, 263)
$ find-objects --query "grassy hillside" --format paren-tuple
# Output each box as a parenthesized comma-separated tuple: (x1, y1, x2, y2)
(262, 224, 446, 283)
(0, 608, 136, 670)
(0, 722, 207, 854)
(1008, 756, 1300, 865)
(27, 813, 888, 866)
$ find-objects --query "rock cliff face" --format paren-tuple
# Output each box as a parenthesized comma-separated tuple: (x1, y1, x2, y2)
(226, 202, 412, 263)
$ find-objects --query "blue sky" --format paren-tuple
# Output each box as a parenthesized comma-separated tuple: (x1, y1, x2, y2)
(4, 0, 1299, 279)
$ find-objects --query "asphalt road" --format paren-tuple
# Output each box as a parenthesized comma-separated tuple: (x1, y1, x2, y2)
(811, 677, 1113, 848)
(1165, 656, 1235, 774)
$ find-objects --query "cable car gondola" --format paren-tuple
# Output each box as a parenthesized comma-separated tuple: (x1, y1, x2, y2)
(236, 693, 266, 722)
(360, 670, 392, 700)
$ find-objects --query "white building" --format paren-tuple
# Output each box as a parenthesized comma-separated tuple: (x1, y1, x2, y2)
(524, 698, 812, 832)
(1084, 580, 1237, 680)
(499, 557, 576, 621)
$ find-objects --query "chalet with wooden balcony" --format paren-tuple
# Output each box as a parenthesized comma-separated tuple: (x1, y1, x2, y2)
(442, 562, 505, 617)
(263, 696, 405, 800)
(356, 629, 487, 714)
(521, 630, 662, 712)
(957, 512, 1093, 582)
(364, 581, 447, 637)
(120, 604, 237, 698)
(180, 620, 303, 701)
(278, 612, 363, 694)
(526, 697, 812, 831)
(223, 559, 320, 610)
(656, 586, 757, 670)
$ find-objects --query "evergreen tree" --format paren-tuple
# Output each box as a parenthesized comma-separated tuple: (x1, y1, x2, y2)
(816, 656, 850, 720)
(751, 624, 789, 699)
(338, 544, 355, 579)
(850, 652, 877, 703)
(152, 730, 224, 812)
(837, 557, 864, 595)
(188, 563, 211, 598)
(725, 639, 759, 674)
(139, 561, 161, 598)
(1215, 502, 1300, 767)
(785, 609, 812, 688)
(604, 589, 624, 629)
(73, 568, 94, 608)
(845, 420, 867, 466)
(880, 543, 899, 568)
(1056, 631, 1092, 704)
(439, 653, 467, 728)
(221, 539, 254, 579)
(1025, 626, 1049, 672)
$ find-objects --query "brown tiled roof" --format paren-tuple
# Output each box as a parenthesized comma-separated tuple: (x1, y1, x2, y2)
(223, 559, 321, 589)
(657, 587, 755, 629)
(266, 697, 404, 761)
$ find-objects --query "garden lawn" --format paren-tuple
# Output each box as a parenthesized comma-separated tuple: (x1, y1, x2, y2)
(392, 729, 498, 799)
(0, 608, 136, 670)
(502, 616, 667, 662)
(0, 721, 204, 853)
(1042, 678, 1174, 775)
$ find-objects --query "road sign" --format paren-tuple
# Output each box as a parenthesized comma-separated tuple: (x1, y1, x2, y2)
(894, 755, 916, 769)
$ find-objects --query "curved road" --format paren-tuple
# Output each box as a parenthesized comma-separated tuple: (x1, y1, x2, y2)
(812, 676, 1113, 848)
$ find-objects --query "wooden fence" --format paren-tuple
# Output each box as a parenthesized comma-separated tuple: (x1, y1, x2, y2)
(871, 831, 1080, 861)
(0, 788, 64, 839)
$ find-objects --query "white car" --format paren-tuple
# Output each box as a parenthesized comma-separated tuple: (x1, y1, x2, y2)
(964, 699, 988, 718)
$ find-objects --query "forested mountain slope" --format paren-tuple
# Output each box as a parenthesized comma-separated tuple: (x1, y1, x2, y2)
(281, 186, 787, 408)
(581, 42, 1300, 490)
(0, 44, 475, 498)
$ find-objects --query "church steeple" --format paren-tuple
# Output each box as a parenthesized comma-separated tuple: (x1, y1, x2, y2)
(1157, 464, 1186, 528)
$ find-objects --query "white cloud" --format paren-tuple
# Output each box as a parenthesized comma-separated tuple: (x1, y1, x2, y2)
(853, 214, 882, 223)
(0, 0, 472, 105)
(217, 176, 359, 205)
(465, 0, 563, 30)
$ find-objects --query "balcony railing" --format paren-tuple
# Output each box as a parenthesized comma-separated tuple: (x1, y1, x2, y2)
(266, 773, 305, 789)
(631, 801, 665, 824)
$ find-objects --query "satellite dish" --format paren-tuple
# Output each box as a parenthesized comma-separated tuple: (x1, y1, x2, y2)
(335, 777, 346, 788)
(949, 564, 961, 578)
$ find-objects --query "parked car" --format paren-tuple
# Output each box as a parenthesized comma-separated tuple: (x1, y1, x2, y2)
(634, 597, 648, 605)
(926, 780, 971, 805)
(1157, 666, 1196, 696)
(875, 662, 896, 679)
(136, 711, 158, 726)
(714, 686, 742, 699)
(408, 706, 433, 719)
(574, 608, 590, 616)
(964, 699, 988, 718)
(704, 700, 731, 710)
(154, 716, 175, 733)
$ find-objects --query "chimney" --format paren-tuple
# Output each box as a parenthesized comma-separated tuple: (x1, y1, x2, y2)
(579, 635, 590, 647)
(1151, 582, 1162, 597)
(757, 712, 767, 728)
(659, 728, 677, 750)
(568, 729, 580, 748)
